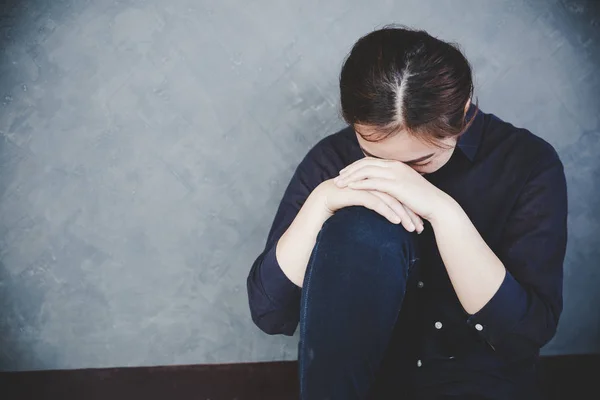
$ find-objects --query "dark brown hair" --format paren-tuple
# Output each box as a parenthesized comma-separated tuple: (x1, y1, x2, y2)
(339, 24, 478, 146)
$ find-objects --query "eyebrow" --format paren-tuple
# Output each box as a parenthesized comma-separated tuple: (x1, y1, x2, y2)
(360, 146, 435, 164)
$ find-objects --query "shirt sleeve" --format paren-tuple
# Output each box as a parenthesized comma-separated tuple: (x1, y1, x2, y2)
(465, 148, 568, 362)
(246, 140, 339, 336)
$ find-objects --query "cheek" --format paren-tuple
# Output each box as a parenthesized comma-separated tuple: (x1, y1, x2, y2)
(415, 166, 435, 175)
(415, 156, 447, 174)
(412, 164, 434, 175)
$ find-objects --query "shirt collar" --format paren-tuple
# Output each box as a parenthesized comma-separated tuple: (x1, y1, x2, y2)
(456, 104, 484, 162)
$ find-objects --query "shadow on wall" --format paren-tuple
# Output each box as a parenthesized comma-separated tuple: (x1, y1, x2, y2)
(0, 0, 88, 370)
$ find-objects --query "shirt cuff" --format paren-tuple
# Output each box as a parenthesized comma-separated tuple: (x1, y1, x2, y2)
(259, 242, 301, 307)
(466, 269, 528, 346)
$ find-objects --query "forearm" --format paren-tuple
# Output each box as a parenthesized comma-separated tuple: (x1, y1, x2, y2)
(276, 187, 330, 287)
(429, 195, 506, 315)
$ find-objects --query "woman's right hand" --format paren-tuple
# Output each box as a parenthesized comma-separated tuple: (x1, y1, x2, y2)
(312, 179, 424, 234)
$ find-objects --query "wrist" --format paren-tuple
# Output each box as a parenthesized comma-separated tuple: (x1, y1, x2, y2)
(428, 192, 462, 227)
(309, 182, 335, 220)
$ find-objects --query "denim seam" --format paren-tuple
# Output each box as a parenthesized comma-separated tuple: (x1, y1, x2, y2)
(409, 257, 420, 268)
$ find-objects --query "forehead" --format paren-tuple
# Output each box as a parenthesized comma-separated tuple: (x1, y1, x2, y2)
(354, 124, 435, 159)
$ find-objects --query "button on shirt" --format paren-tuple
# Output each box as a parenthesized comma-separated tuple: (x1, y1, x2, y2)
(246, 107, 568, 399)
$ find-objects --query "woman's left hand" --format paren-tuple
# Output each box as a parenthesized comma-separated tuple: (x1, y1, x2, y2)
(333, 157, 451, 221)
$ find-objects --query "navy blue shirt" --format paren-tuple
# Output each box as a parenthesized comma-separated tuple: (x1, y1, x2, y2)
(246, 108, 568, 399)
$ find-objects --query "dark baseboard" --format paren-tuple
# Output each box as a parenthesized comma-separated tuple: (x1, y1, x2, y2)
(1, 355, 598, 399)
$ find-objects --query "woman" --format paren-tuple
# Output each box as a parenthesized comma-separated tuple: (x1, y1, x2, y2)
(246, 25, 567, 399)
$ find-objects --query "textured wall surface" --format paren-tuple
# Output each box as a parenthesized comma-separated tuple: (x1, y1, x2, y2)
(0, 0, 598, 371)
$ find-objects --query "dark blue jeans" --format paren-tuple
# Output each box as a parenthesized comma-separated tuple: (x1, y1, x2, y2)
(298, 206, 420, 399)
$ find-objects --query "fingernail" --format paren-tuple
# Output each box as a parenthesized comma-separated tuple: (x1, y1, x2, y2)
(409, 223, 415, 231)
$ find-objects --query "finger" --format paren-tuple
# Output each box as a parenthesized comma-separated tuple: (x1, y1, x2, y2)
(339, 157, 390, 177)
(370, 190, 423, 233)
(347, 177, 398, 198)
(335, 165, 393, 187)
(402, 204, 425, 234)
(350, 190, 401, 224)
(369, 191, 416, 232)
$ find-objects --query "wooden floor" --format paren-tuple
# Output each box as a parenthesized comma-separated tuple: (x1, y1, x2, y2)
(1, 355, 598, 399)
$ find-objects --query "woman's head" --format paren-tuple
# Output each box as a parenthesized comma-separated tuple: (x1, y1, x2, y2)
(339, 24, 477, 174)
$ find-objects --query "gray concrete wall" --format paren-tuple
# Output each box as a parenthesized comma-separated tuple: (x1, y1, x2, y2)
(0, 0, 598, 371)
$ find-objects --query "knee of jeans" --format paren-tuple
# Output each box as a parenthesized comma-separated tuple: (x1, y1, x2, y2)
(322, 206, 417, 255)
